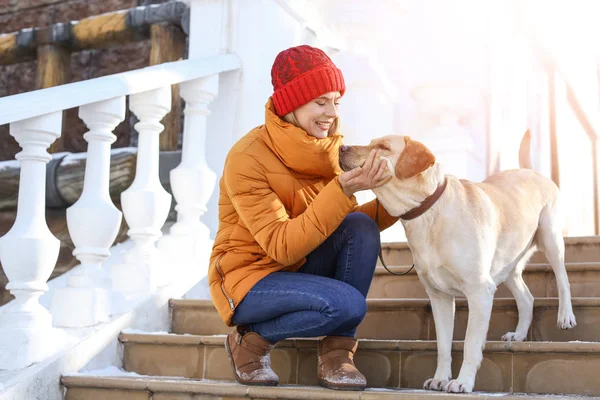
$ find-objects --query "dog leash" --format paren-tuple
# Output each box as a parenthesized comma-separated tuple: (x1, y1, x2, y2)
(375, 199, 415, 276)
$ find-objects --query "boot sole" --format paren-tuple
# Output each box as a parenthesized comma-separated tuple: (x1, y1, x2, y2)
(318, 378, 366, 391)
(224, 336, 278, 387)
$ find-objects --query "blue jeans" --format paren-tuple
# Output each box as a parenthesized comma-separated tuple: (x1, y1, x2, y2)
(231, 212, 380, 343)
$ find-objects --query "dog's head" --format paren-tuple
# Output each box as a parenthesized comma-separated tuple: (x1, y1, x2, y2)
(339, 135, 436, 180)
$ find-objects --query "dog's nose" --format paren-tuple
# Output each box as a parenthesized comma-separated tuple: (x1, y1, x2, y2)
(340, 145, 349, 152)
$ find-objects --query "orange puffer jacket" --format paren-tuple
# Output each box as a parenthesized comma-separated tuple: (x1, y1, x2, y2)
(209, 98, 399, 326)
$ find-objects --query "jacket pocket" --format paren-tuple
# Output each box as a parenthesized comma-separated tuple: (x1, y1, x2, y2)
(215, 254, 236, 312)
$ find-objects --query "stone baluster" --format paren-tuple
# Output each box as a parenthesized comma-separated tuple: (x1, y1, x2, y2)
(158, 76, 218, 275)
(0, 112, 65, 369)
(111, 87, 172, 296)
(51, 97, 126, 327)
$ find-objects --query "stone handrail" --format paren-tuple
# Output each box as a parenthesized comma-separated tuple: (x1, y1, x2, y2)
(0, 54, 239, 125)
(0, 52, 241, 370)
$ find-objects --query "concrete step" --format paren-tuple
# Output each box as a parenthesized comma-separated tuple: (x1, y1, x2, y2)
(61, 375, 587, 400)
(170, 298, 600, 342)
(370, 262, 600, 299)
(380, 236, 600, 266)
(115, 333, 600, 396)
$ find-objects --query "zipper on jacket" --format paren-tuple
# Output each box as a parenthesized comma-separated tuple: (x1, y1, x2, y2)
(215, 254, 236, 311)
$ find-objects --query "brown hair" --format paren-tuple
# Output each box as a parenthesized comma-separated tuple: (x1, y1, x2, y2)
(283, 112, 340, 137)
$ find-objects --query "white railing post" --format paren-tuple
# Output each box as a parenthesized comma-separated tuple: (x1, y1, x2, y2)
(0, 112, 65, 369)
(110, 87, 172, 297)
(184, 0, 224, 59)
(158, 75, 218, 275)
(51, 97, 126, 327)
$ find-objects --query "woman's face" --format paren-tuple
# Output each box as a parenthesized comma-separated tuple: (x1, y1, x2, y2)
(293, 91, 340, 139)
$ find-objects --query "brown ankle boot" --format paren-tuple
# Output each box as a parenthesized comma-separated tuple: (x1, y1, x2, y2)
(317, 336, 367, 391)
(224, 327, 278, 386)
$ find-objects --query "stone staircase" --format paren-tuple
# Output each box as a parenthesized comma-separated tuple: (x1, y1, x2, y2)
(61, 237, 600, 399)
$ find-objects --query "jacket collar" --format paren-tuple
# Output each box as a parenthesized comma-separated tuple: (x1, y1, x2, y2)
(259, 98, 343, 180)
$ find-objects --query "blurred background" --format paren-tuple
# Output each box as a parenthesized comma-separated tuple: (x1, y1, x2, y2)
(0, 0, 598, 286)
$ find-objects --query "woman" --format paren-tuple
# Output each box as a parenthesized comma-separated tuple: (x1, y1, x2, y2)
(209, 45, 398, 391)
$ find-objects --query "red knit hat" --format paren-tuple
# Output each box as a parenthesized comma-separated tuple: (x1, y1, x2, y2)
(271, 45, 346, 117)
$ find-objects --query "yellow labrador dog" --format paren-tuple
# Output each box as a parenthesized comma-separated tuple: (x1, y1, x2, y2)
(339, 133, 577, 393)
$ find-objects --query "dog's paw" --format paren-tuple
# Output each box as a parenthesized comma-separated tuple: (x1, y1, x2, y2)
(446, 379, 473, 393)
(423, 378, 449, 391)
(502, 331, 527, 342)
(557, 310, 577, 330)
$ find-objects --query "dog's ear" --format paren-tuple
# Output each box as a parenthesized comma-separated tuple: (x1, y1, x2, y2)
(394, 136, 436, 179)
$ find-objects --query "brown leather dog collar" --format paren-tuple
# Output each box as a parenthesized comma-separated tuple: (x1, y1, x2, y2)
(400, 178, 448, 220)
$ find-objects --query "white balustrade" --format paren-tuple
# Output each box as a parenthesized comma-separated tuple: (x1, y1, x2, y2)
(51, 97, 126, 328)
(111, 87, 172, 296)
(158, 75, 218, 275)
(0, 52, 240, 372)
(0, 112, 65, 369)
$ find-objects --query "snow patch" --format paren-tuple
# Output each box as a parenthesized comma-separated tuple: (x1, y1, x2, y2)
(60, 147, 137, 167)
(64, 366, 143, 378)
(0, 147, 138, 171)
(237, 354, 278, 382)
(120, 329, 193, 336)
(121, 329, 171, 335)
(0, 159, 20, 171)
(323, 373, 366, 385)
(64, 366, 188, 380)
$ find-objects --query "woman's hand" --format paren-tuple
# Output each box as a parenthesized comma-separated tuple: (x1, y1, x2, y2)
(338, 149, 392, 198)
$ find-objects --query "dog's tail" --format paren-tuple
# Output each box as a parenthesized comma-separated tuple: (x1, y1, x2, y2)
(518, 130, 532, 169)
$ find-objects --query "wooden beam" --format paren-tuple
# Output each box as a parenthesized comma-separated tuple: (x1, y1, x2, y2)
(597, 65, 600, 235)
(72, 10, 137, 50)
(0, 34, 18, 64)
(36, 44, 71, 153)
(564, 81, 600, 235)
(0, 33, 35, 65)
(566, 85, 598, 141)
(36, 44, 70, 89)
(149, 23, 185, 151)
(547, 67, 560, 188)
(0, 2, 188, 66)
(593, 140, 600, 235)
